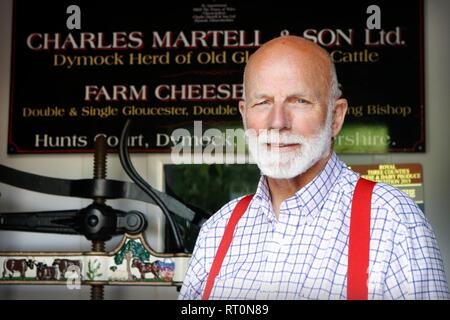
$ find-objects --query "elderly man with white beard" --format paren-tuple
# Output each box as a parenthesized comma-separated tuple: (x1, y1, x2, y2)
(179, 36, 449, 300)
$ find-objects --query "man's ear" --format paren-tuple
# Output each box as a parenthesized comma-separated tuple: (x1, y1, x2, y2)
(331, 98, 348, 138)
(239, 100, 246, 119)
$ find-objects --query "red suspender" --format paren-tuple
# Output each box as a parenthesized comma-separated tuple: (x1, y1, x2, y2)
(202, 194, 254, 300)
(347, 177, 376, 300)
(202, 177, 375, 300)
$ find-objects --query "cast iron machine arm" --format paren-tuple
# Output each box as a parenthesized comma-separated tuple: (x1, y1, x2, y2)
(0, 120, 207, 299)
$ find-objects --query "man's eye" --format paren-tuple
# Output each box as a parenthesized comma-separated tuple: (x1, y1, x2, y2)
(297, 98, 309, 104)
(254, 100, 268, 106)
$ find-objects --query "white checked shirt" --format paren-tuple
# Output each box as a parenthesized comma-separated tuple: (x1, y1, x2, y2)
(179, 153, 449, 300)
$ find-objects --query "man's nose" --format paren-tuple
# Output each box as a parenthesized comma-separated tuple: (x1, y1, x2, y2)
(268, 103, 290, 130)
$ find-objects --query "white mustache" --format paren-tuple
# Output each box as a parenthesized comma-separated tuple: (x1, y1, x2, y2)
(247, 130, 306, 146)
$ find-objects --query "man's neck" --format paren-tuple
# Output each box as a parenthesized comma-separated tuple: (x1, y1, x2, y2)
(267, 152, 332, 219)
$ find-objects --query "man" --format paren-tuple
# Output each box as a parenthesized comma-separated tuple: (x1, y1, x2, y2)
(179, 36, 449, 299)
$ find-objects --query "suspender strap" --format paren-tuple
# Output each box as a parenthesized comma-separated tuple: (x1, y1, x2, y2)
(202, 194, 254, 300)
(347, 177, 376, 300)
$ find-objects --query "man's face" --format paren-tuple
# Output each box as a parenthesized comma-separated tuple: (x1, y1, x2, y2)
(240, 44, 334, 179)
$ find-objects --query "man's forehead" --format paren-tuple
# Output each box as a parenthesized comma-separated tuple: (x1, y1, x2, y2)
(247, 84, 322, 102)
(245, 58, 330, 99)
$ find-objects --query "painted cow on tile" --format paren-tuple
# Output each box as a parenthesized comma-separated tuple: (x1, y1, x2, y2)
(131, 258, 159, 280)
(2, 259, 34, 278)
(52, 259, 82, 280)
(35, 262, 58, 280)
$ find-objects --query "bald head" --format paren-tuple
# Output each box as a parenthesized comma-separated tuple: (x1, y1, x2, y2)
(243, 36, 341, 104)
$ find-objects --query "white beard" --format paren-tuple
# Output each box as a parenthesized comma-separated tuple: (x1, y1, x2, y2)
(245, 117, 332, 179)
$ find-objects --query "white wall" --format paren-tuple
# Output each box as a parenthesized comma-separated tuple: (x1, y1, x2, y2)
(0, 0, 449, 299)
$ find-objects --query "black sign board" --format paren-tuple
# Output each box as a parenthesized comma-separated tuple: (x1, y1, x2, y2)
(8, 0, 424, 154)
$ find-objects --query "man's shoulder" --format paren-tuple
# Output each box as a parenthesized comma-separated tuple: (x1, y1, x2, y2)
(371, 182, 427, 227)
(338, 164, 427, 227)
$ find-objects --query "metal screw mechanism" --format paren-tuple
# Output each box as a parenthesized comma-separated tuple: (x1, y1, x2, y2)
(91, 135, 107, 300)
(90, 285, 104, 301)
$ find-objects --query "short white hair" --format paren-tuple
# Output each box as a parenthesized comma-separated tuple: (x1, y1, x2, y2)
(329, 63, 342, 102)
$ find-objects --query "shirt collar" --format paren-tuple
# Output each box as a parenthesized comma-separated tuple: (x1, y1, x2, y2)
(253, 152, 344, 219)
